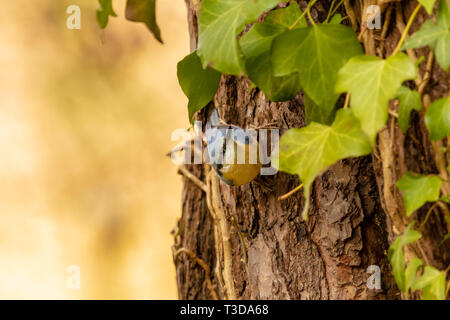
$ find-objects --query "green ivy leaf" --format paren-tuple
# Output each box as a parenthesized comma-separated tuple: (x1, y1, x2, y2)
(389, 246, 406, 292)
(436, 32, 450, 70)
(304, 93, 335, 125)
(396, 172, 442, 216)
(441, 233, 450, 245)
(405, 258, 423, 293)
(274, 109, 372, 220)
(394, 86, 422, 134)
(437, 0, 450, 29)
(413, 266, 446, 300)
(402, 20, 442, 51)
(388, 222, 422, 292)
(126, 0, 163, 43)
(240, 3, 305, 101)
(97, 0, 117, 29)
(402, 0, 450, 71)
(177, 51, 222, 122)
(329, 13, 344, 25)
(415, 55, 426, 66)
(418, 0, 437, 15)
(272, 24, 362, 120)
(198, 0, 279, 75)
(336, 53, 417, 141)
(425, 97, 450, 141)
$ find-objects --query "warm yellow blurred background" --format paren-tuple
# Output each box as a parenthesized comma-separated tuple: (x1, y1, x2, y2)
(0, 0, 190, 299)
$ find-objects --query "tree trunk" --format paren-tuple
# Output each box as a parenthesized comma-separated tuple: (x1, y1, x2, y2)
(173, 0, 450, 300)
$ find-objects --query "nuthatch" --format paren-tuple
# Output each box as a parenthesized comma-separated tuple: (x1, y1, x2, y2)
(205, 108, 262, 186)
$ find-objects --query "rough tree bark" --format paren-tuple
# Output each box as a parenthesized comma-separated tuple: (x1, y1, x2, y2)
(172, 0, 450, 300)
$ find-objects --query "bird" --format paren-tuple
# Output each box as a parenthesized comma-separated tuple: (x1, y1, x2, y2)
(205, 108, 262, 186)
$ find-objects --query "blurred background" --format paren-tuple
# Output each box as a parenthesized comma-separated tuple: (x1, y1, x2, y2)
(0, 0, 190, 299)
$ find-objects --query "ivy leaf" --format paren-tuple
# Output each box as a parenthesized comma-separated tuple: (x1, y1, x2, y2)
(394, 86, 422, 134)
(433, 0, 450, 70)
(413, 266, 446, 300)
(329, 13, 344, 25)
(402, 0, 450, 71)
(304, 93, 335, 125)
(389, 245, 406, 292)
(240, 3, 305, 101)
(177, 51, 222, 122)
(437, 0, 450, 29)
(126, 0, 163, 43)
(388, 222, 422, 292)
(389, 222, 422, 252)
(425, 97, 450, 141)
(402, 20, 442, 51)
(274, 109, 372, 220)
(272, 24, 362, 119)
(435, 32, 450, 70)
(441, 233, 450, 245)
(418, 0, 437, 15)
(97, 0, 117, 29)
(198, 0, 279, 75)
(335, 53, 417, 141)
(405, 258, 423, 293)
(396, 172, 442, 216)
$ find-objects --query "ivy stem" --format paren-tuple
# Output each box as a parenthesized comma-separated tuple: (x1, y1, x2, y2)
(278, 184, 303, 201)
(307, 4, 316, 25)
(419, 202, 438, 230)
(325, 0, 337, 23)
(289, 0, 318, 29)
(392, 3, 422, 56)
(230, 217, 249, 276)
(326, 0, 345, 23)
(343, 92, 350, 109)
(445, 264, 450, 274)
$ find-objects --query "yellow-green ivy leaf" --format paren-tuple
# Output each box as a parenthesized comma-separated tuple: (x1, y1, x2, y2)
(425, 97, 450, 141)
(272, 24, 362, 119)
(198, 0, 279, 75)
(413, 266, 446, 300)
(435, 32, 450, 70)
(177, 51, 222, 122)
(418, 0, 437, 15)
(437, 0, 450, 29)
(396, 172, 442, 216)
(273, 109, 372, 220)
(97, 0, 117, 29)
(403, 0, 450, 71)
(126, 0, 163, 43)
(329, 13, 344, 25)
(335, 53, 417, 141)
(405, 258, 423, 293)
(240, 3, 305, 101)
(388, 222, 422, 292)
(394, 86, 422, 134)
